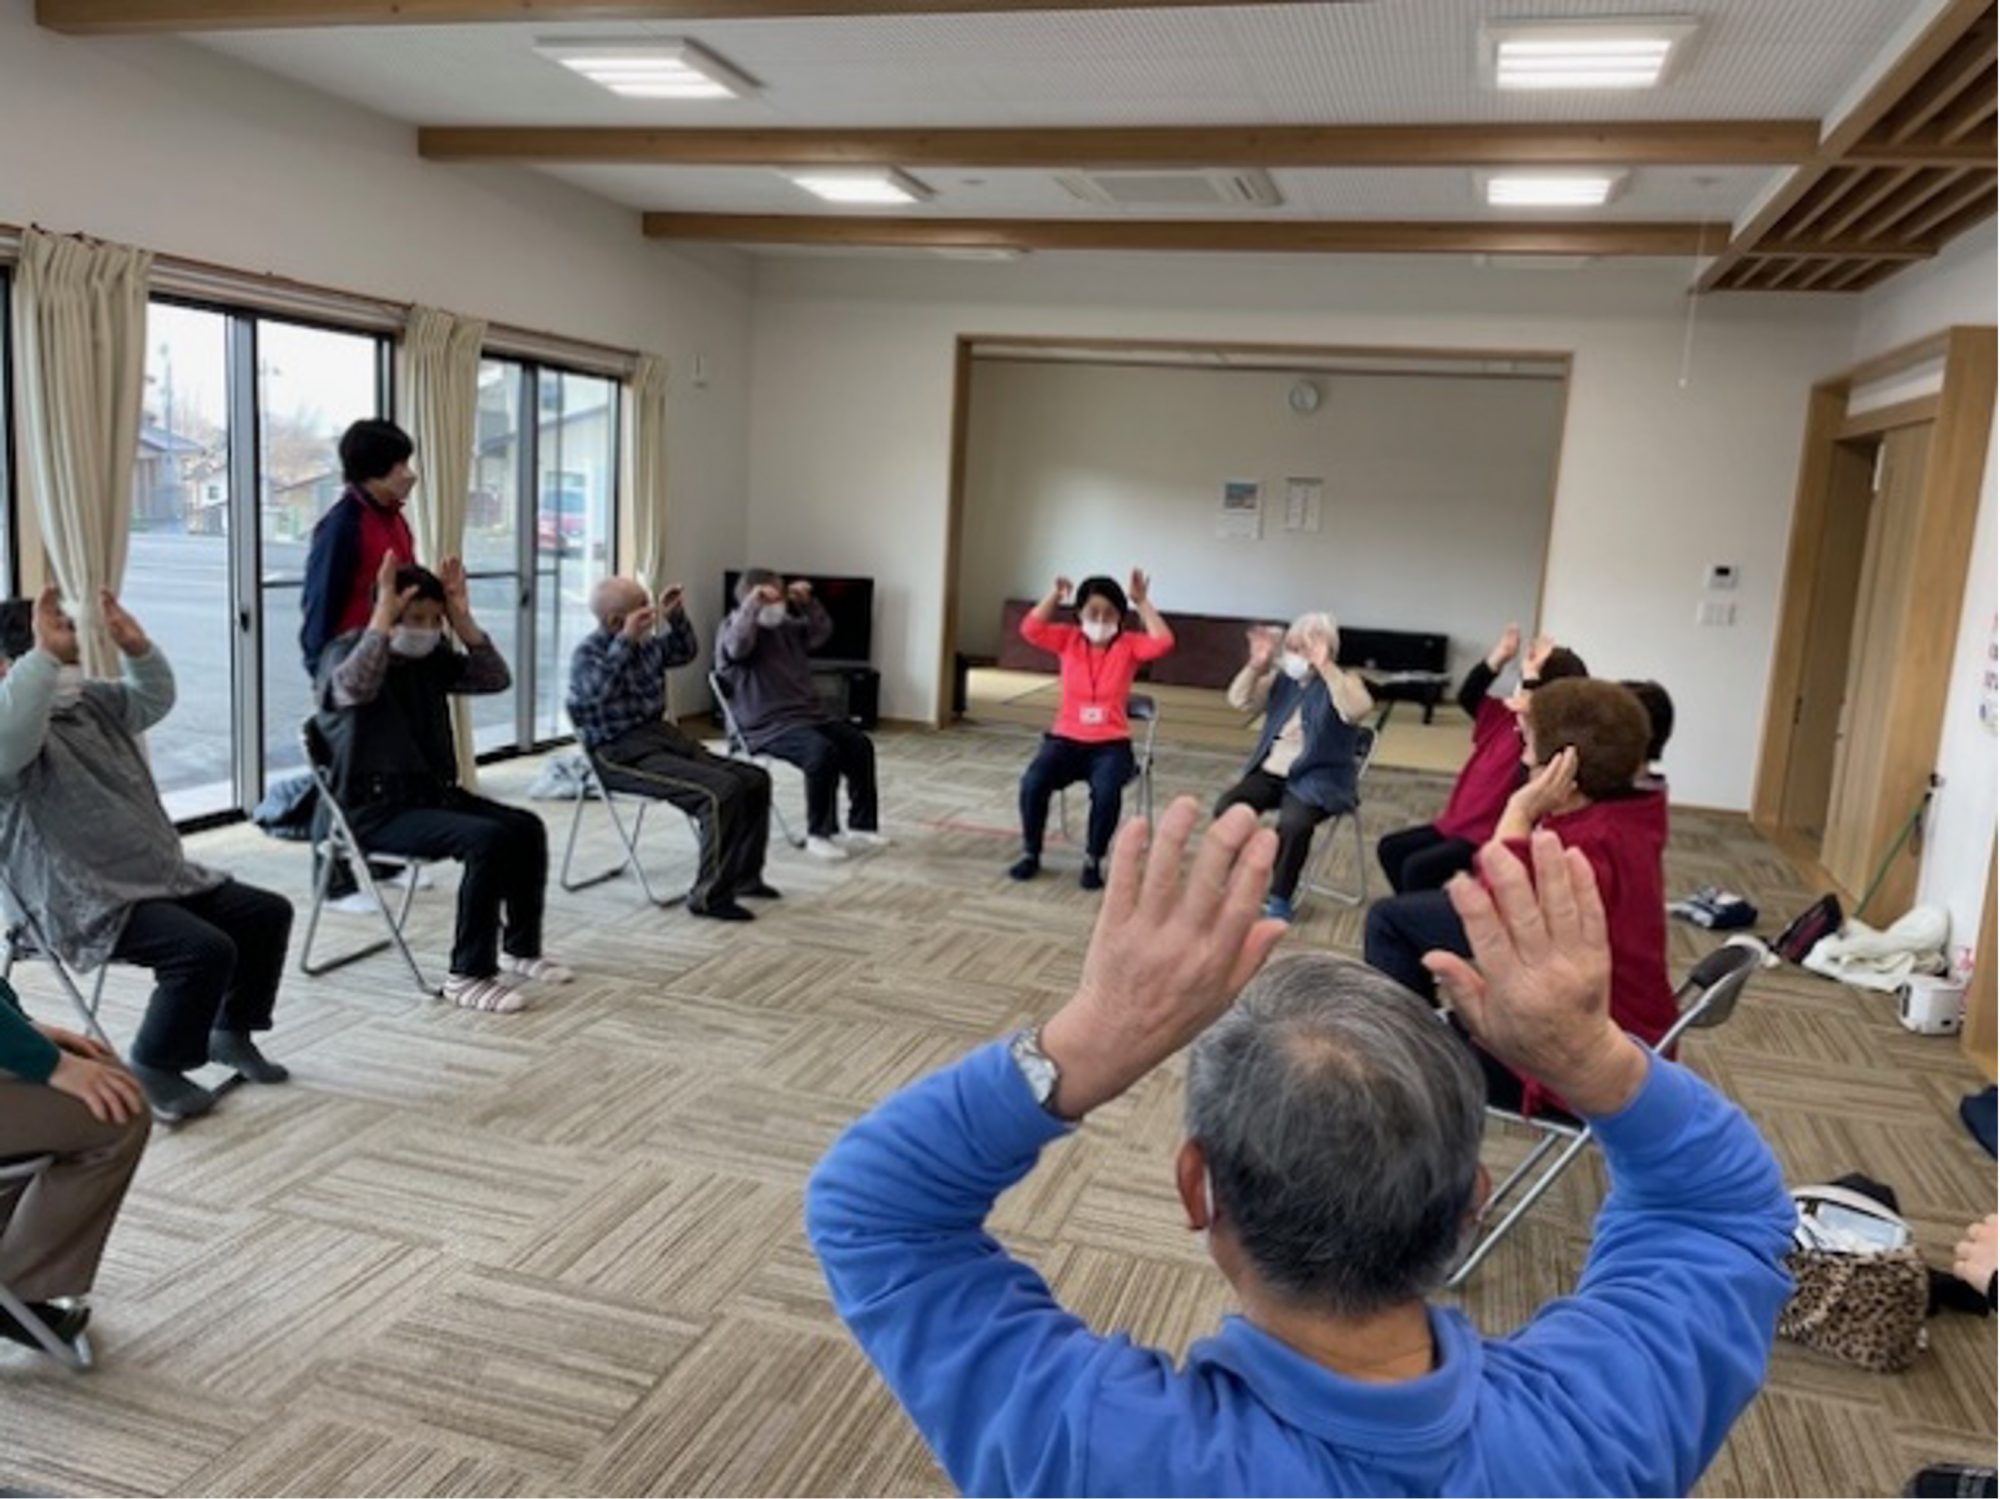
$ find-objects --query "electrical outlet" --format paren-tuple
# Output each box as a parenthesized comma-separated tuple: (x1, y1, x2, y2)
(1697, 600, 1737, 627)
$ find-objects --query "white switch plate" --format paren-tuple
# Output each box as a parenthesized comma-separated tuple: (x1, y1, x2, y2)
(1697, 600, 1737, 627)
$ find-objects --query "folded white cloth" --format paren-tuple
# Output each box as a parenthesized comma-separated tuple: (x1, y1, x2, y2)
(1803, 905, 1949, 992)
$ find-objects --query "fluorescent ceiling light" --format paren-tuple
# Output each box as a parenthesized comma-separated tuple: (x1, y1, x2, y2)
(786, 169, 933, 206)
(933, 247, 1027, 262)
(1481, 171, 1626, 208)
(1484, 18, 1697, 91)
(535, 38, 757, 100)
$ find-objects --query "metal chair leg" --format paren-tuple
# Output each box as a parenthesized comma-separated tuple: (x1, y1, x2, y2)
(560, 776, 658, 896)
(1303, 808, 1368, 908)
(298, 834, 439, 997)
(0, 1277, 91, 1372)
(1445, 1127, 1595, 1290)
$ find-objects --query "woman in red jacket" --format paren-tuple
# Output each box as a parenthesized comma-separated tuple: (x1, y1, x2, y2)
(1011, 570, 1174, 890)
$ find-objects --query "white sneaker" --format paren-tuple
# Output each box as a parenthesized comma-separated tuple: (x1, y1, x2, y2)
(842, 830, 892, 851)
(326, 890, 381, 915)
(806, 835, 849, 862)
(386, 865, 436, 891)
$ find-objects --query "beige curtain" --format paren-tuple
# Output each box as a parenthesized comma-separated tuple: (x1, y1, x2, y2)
(398, 306, 488, 785)
(627, 354, 672, 599)
(10, 229, 153, 676)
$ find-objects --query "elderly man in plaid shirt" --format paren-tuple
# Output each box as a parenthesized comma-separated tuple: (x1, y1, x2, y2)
(567, 577, 779, 923)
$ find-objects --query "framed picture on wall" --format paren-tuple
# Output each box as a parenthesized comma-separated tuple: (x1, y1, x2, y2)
(1218, 479, 1263, 539)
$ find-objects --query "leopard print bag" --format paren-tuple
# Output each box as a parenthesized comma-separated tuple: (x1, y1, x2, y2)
(1779, 1246, 1929, 1373)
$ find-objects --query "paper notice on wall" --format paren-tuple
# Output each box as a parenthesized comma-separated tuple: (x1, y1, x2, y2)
(1284, 477, 1323, 533)
(1218, 479, 1263, 539)
(1981, 612, 1997, 734)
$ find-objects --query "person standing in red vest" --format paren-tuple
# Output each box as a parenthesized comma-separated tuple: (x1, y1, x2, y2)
(299, 419, 418, 677)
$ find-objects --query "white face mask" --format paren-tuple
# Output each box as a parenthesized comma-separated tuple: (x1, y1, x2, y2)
(389, 626, 443, 659)
(1280, 651, 1311, 681)
(1081, 619, 1118, 646)
(757, 604, 788, 629)
(50, 664, 86, 710)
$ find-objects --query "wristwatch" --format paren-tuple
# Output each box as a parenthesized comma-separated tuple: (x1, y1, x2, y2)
(1009, 1027, 1062, 1114)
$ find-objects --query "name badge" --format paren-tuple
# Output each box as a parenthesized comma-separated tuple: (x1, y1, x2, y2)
(1079, 704, 1107, 726)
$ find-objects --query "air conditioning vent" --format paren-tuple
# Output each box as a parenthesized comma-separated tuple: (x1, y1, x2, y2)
(1055, 168, 1283, 210)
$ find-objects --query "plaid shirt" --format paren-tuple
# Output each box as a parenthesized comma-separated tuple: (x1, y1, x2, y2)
(566, 612, 699, 751)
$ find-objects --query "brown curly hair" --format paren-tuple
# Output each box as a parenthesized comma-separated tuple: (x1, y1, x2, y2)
(1526, 678, 1651, 801)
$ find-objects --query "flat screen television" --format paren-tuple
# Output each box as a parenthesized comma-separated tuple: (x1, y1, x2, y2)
(722, 571, 875, 666)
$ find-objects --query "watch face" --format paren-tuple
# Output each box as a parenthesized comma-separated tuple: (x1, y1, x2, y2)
(1011, 1031, 1059, 1105)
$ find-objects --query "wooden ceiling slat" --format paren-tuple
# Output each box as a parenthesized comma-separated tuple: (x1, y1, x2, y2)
(1884, 29, 1999, 141)
(1844, 167, 1958, 241)
(1813, 167, 1919, 239)
(1896, 170, 2000, 239)
(1790, 257, 1851, 291)
(1937, 85, 2000, 143)
(1780, 167, 1871, 238)
(1916, 186, 2000, 246)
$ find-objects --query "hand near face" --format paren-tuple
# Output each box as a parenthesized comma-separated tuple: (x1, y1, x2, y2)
(755, 582, 785, 608)
(657, 584, 686, 618)
(1305, 629, 1334, 673)
(786, 579, 814, 607)
(1490, 623, 1523, 669)
(1246, 627, 1278, 670)
(1052, 575, 1073, 603)
(1128, 569, 1151, 607)
(1526, 633, 1557, 678)
(368, 552, 418, 634)
(98, 590, 151, 658)
(31, 586, 79, 666)
(1510, 745, 1579, 825)
(621, 605, 660, 642)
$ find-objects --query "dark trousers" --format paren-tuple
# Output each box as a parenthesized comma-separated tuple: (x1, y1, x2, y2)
(1362, 889, 1471, 1005)
(1019, 735, 1135, 861)
(1377, 824, 1479, 894)
(761, 722, 878, 839)
(110, 879, 294, 1073)
(351, 791, 547, 979)
(594, 722, 772, 910)
(1213, 769, 1341, 903)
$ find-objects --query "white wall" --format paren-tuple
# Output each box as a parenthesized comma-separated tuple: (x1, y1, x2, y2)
(747, 252, 1857, 809)
(958, 359, 1564, 673)
(0, 0, 752, 713)
(1851, 233, 2000, 962)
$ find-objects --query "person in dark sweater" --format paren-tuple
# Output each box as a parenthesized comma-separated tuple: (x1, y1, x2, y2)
(714, 569, 885, 863)
(1364, 678, 1674, 1116)
(1375, 627, 1588, 895)
(317, 555, 569, 1013)
(569, 575, 778, 923)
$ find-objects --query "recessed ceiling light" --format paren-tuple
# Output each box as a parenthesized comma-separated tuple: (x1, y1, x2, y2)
(786, 169, 933, 206)
(1483, 18, 1697, 91)
(535, 38, 757, 100)
(1481, 170, 1627, 208)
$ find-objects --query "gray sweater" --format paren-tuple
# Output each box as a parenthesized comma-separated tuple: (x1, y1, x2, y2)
(0, 647, 222, 971)
(714, 596, 834, 749)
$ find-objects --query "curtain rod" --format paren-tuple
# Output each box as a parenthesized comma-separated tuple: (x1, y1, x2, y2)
(0, 224, 644, 377)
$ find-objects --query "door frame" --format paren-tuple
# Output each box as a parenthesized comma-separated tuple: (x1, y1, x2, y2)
(1753, 324, 1997, 902)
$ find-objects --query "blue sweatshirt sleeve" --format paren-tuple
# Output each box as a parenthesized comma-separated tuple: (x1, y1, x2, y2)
(299, 500, 361, 675)
(1502, 1055, 1795, 1496)
(807, 1041, 1162, 1497)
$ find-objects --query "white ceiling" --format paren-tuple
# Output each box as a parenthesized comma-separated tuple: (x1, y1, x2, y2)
(183, 0, 1924, 235)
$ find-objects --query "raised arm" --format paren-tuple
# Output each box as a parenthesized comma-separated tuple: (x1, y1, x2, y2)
(808, 801, 1286, 1496)
(719, 579, 783, 667)
(97, 592, 174, 734)
(789, 581, 835, 651)
(324, 555, 414, 710)
(1425, 838, 1792, 1498)
(1458, 623, 1518, 718)
(657, 586, 699, 670)
(437, 558, 510, 697)
(1228, 627, 1279, 714)
(1305, 629, 1372, 723)
(1126, 568, 1175, 663)
(1021, 576, 1076, 653)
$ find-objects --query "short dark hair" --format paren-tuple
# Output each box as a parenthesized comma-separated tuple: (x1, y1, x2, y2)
(0, 599, 32, 661)
(390, 565, 446, 604)
(1526, 678, 1651, 801)
(1073, 575, 1128, 619)
(1536, 646, 1589, 684)
(1621, 679, 1675, 762)
(339, 419, 414, 486)
(737, 567, 780, 604)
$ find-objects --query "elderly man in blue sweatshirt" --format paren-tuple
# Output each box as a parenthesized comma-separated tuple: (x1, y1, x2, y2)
(807, 799, 1794, 1497)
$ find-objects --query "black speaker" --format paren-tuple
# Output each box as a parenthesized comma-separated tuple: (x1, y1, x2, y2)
(842, 668, 881, 730)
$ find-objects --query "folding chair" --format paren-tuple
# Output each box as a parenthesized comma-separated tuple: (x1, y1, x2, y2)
(0, 1155, 92, 1371)
(558, 749, 694, 906)
(0, 869, 114, 1057)
(1444, 938, 1766, 1289)
(1058, 694, 1160, 842)
(707, 670, 806, 850)
(1301, 724, 1379, 909)
(296, 720, 441, 996)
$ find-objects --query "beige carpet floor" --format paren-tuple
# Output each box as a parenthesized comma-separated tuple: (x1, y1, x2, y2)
(0, 724, 1993, 1497)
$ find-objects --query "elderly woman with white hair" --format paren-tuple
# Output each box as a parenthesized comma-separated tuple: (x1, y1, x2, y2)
(1215, 611, 1374, 922)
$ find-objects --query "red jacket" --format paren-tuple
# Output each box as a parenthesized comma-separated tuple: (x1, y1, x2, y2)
(299, 485, 416, 674)
(1019, 614, 1174, 743)
(1436, 698, 1524, 844)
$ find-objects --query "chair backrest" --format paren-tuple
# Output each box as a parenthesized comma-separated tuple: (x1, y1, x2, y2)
(1127, 693, 1159, 761)
(1657, 938, 1765, 1052)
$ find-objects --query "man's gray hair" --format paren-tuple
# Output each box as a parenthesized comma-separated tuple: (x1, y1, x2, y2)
(1186, 953, 1485, 1316)
(737, 567, 780, 604)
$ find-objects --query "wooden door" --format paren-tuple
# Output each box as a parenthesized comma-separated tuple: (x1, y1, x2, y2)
(1821, 423, 1932, 907)
(1779, 439, 1879, 840)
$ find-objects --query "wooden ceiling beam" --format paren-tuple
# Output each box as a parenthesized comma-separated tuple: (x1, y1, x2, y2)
(1845, 135, 1998, 165)
(1883, 31, 1997, 142)
(1895, 169, 2000, 240)
(1756, 238, 1933, 261)
(37, 0, 1317, 30)
(641, 214, 1718, 255)
(418, 120, 1820, 170)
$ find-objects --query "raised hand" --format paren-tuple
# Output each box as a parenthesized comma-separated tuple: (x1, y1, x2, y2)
(755, 581, 785, 607)
(1422, 832, 1645, 1116)
(1129, 568, 1151, 607)
(1510, 745, 1578, 826)
(1526, 633, 1557, 678)
(368, 552, 418, 635)
(786, 579, 814, 606)
(1306, 628, 1334, 673)
(98, 590, 151, 658)
(657, 584, 686, 617)
(1246, 626, 1278, 670)
(1051, 576, 1073, 604)
(1037, 799, 1288, 1118)
(31, 586, 80, 666)
(621, 604, 661, 642)
(48, 1048, 146, 1126)
(1489, 623, 1522, 670)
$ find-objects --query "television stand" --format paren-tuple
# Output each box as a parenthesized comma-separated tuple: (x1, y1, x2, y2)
(808, 663, 881, 729)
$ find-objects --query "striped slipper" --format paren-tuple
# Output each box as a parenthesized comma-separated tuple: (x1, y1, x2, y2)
(503, 954, 574, 985)
(443, 974, 529, 1013)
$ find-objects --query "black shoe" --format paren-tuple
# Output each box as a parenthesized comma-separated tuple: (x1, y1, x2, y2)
(208, 1031, 290, 1084)
(0, 1300, 89, 1351)
(1079, 860, 1105, 892)
(1009, 855, 1042, 882)
(130, 1064, 217, 1124)
(690, 898, 757, 923)
(739, 881, 783, 900)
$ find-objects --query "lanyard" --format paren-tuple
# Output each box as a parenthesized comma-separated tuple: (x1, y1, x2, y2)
(1080, 633, 1117, 708)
